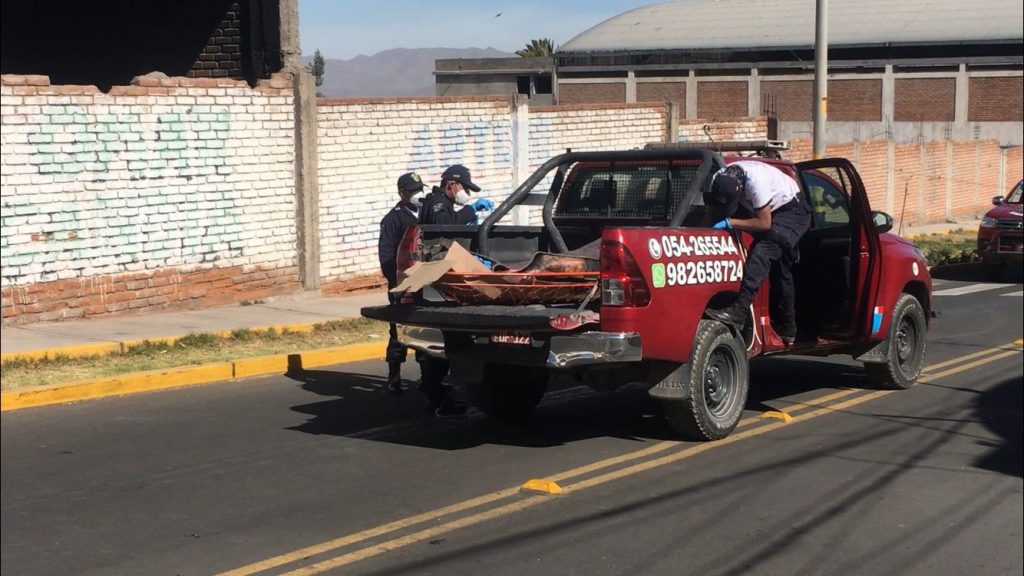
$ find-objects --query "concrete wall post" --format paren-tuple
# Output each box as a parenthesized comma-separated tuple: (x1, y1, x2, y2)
(294, 71, 321, 289)
(882, 64, 895, 125)
(747, 69, 760, 117)
(510, 94, 531, 225)
(685, 70, 698, 119)
(954, 63, 969, 125)
(666, 102, 680, 142)
(625, 70, 637, 103)
(278, 0, 301, 71)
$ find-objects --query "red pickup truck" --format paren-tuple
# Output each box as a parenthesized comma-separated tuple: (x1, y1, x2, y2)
(363, 143, 933, 440)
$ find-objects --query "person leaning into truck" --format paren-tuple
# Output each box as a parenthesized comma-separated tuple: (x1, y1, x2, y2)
(704, 161, 812, 345)
(418, 164, 494, 225)
(379, 172, 429, 395)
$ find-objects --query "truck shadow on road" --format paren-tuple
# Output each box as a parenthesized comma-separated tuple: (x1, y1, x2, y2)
(284, 356, 883, 451)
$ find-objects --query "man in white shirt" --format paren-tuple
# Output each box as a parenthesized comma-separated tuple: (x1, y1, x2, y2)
(704, 161, 811, 344)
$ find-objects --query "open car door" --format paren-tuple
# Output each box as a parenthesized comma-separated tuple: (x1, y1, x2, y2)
(795, 158, 881, 341)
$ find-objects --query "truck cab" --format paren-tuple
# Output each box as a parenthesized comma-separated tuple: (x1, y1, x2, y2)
(363, 143, 932, 440)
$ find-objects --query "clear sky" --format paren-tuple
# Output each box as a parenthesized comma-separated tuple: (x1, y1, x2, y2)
(299, 0, 660, 59)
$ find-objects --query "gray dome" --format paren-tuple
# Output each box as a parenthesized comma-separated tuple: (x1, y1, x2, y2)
(558, 0, 1024, 52)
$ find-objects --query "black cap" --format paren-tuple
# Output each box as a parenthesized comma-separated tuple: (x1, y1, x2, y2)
(397, 172, 425, 192)
(706, 173, 740, 217)
(440, 164, 481, 192)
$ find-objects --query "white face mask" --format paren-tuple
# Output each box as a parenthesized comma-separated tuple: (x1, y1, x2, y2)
(409, 190, 425, 207)
(454, 190, 473, 206)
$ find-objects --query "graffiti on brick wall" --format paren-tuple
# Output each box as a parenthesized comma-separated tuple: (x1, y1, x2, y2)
(407, 121, 513, 175)
(1, 103, 251, 287)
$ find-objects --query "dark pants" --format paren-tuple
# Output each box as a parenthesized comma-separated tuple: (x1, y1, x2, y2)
(386, 289, 451, 404)
(740, 198, 811, 328)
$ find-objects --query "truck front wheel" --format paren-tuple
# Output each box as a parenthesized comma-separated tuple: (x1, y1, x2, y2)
(466, 364, 549, 423)
(664, 320, 750, 441)
(863, 293, 926, 390)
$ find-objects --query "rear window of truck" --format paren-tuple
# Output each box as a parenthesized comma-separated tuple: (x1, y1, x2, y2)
(555, 163, 710, 222)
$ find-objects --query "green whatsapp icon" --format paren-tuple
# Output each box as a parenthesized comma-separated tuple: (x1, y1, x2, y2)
(651, 263, 666, 288)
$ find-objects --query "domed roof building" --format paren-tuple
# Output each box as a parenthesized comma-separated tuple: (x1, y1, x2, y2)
(551, 0, 1022, 145)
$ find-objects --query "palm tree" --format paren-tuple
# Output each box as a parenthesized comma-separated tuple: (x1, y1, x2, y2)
(515, 39, 556, 57)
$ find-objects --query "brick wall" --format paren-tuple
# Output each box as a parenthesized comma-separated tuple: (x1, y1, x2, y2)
(968, 76, 1024, 122)
(316, 97, 515, 293)
(830, 79, 882, 121)
(529, 103, 667, 165)
(761, 80, 812, 121)
(895, 78, 955, 122)
(786, 137, 1021, 227)
(637, 82, 686, 114)
(558, 83, 626, 104)
(678, 117, 768, 143)
(189, 1, 244, 79)
(0, 73, 297, 325)
(697, 82, 748, 118)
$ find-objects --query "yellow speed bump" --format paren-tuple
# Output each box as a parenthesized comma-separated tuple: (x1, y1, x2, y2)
(520, 479, 563, 495)
(761, 410, 793, 423)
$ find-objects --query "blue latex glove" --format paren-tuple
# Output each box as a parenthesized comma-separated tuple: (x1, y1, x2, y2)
(470, 198, 494, 212)
(712, 218, 732, 230)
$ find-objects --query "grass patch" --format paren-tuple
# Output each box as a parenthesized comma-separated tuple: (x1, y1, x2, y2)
(0, 317, 387, 391)
(911, 229, 979, 268)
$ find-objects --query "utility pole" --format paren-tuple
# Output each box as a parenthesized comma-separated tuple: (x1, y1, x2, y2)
(813, 0, 828, 159)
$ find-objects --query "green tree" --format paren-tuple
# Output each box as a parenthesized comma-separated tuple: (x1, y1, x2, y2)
(515, 38, 556, 57)
(307, 49, 326, 88)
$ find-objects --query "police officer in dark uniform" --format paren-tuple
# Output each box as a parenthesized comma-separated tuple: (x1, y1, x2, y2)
(419, 164, 494, 226)
(414, 164, 493, 416)
(379, 172, 427, 395)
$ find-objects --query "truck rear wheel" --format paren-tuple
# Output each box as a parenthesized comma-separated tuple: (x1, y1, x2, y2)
(466, 364, 549, 423)
(864, 293, 926, 390)
(664, 320, 749, 441)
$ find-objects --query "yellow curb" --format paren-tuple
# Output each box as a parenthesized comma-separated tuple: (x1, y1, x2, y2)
(0, 341, 388, 412)
(1015, 339, 1023, 347)
(1, 363, 234, 411)
(233, 354, 291, 379)
(290, 342, 386, 370)
(520, 479, 563, 495)
(2, 322, 334, 364)
(0, 341, 121, 363)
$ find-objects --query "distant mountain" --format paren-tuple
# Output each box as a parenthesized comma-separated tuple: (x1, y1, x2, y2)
(304, 47, 515, 98)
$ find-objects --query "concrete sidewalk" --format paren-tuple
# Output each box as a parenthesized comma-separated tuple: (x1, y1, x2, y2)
(0, 219, 979, 359)
(1, 290, 388, 357)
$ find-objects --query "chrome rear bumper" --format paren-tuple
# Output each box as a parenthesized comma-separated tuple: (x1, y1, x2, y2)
(547, 332, 642, 368)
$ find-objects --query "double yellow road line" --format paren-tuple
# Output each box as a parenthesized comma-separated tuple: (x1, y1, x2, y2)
(219, 340, 1022, 576)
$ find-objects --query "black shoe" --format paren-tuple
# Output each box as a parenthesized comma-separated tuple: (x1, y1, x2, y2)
(777, 327, 797, 346)
(386, 364, 404, 395)
(705, 293, 752, 330)
(433, 396, 468, 418)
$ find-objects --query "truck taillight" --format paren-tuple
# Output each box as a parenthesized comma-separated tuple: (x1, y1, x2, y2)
(600, 240, 650, 307)
(396, 226, 421, 273)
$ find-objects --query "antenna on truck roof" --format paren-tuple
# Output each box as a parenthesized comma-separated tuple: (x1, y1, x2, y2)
(703, 124, 721, 155)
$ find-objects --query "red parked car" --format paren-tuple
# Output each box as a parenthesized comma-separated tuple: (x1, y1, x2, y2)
(977, 179, 1023, 279)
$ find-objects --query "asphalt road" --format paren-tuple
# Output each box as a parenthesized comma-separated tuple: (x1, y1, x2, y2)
(2, 275, 1022, 576)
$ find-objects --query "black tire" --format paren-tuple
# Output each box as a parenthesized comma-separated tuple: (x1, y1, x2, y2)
(664, 320, 750, 441)
(864, 293, 927, 390)
(466, 364, 549, 423)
